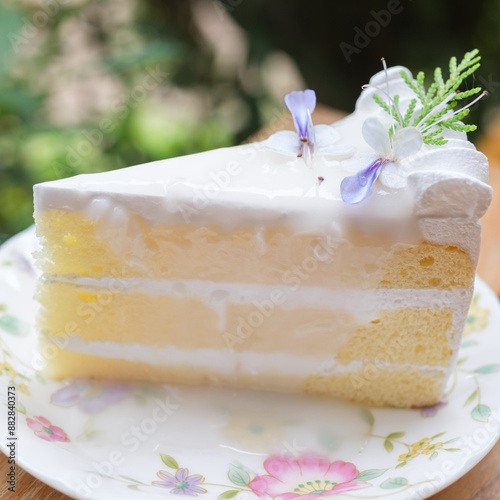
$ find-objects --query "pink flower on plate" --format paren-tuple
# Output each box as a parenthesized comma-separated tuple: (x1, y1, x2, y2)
(249, 454, 370, 499)
(153, 468, 206, 496)
(26, 416, 70, 442)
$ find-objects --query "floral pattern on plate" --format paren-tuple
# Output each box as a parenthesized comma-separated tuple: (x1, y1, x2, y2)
(26, 415, 70, 443)
(105, 452, 418, 498)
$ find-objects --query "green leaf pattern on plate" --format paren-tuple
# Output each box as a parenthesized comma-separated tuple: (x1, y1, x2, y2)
(474, 364, 500, 374)
(380, 477, 408, 489)
(160, 454, 179, 469)
(354, 469, 388, 481)
(228, 466, 250, 486)
(472, 404, 491, 423)
(0, 314, 29, 337)
(218, 490, 239, 499)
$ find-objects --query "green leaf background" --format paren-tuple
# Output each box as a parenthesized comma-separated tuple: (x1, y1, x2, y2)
(160, 454, 179, 469)
(380, 477, 408, 489)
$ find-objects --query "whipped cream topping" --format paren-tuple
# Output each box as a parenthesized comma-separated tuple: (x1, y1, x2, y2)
(34, 66, 492, 261)
(351, 66, 491, 220)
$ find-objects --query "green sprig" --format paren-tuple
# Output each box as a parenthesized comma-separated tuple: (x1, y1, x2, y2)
(372, 93, 391, 116)
(402, 98, 417, 128)
(373, 49, 483, 145)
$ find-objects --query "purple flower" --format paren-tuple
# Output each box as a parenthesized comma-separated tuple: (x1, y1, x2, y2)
(340, 117, 423, 204)
(340, 157, 389, 204)
(265, 90, 355, 166)
(51, 380, 130, 413)
(285, 89, 316, 144)
(413, 400, 447, 417)
(153, 468, 206, 496)
(14, 251, 35, 275)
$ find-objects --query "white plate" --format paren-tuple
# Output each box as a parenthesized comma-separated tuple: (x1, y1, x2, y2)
(1, 227, 500, 500)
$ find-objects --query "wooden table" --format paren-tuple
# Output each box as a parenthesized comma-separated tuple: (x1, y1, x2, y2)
(1, 109, 500, 499)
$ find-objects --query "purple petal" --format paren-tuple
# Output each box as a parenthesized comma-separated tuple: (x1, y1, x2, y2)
(79, 381, 131, 413)
(285, 90, 316, 140)
(341, 158, 388, 204)
(416, 400, 447, 417)
(157, 470, 176, 486)
(186, 474, 204, 486)
(103, 383, 131, 403)
(14, 252, 35, 275)
(304, 109, 315, 155)
(176, 468, 189, 482)
(152, 481, 175, 488)
(171, 488, 189, 495)
(79, 399, 108, 414)
(51, 380, 87, 407)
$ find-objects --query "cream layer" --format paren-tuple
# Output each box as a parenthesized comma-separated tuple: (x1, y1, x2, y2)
(45, 276, 473, 335)
(48, 336, 447, 382)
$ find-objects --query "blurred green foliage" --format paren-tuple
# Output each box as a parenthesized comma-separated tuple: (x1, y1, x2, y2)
(0, 0, 260, 242)
(1, 0, 499, 243)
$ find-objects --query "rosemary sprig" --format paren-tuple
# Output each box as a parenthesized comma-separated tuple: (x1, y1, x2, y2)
(373, 49, 483, 145)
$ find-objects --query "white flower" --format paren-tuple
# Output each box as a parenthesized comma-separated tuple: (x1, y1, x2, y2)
(340, 117, 423, 204)
(265, 124, 355, 163)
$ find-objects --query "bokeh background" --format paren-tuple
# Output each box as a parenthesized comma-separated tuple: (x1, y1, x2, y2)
(1, 0, 499, 243)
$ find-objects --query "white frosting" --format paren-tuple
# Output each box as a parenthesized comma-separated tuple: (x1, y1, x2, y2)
(33, 66, 492, 263)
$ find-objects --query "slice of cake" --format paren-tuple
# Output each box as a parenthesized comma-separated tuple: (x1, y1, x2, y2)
(33, 50, 492, 407)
